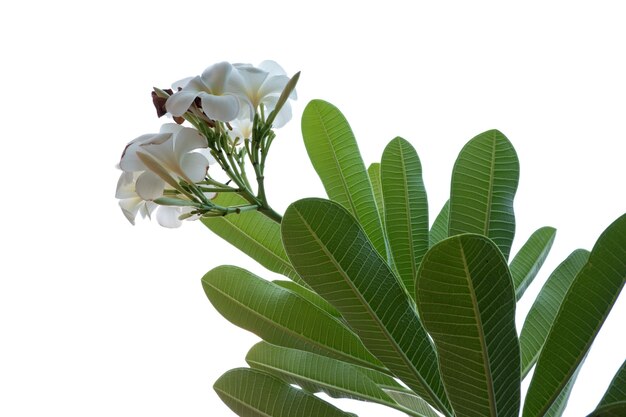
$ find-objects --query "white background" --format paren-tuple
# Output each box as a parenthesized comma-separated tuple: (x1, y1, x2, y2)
(1, 1, 625, 416)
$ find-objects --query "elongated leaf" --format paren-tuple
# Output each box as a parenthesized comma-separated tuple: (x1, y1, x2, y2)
(449, 129, 519, 259)
(381, 137, 429, 296)
(382, 388, 440, 417)
(586, 402, 626, 417)
(429, 200, 449, 247)
(272, 280, 341, 319)
(519, 249, 590, 378)
(246, 342, 426, 415)
(544, 361, 585, 417)
(214, 368, 355, 417)
(416, 234, 520, 417)
(282, 198, 452, 416)
(510, 226, 557, 300)
(202, 193, 301, 283)
(302, 100, 387, 259)
(202, 266, 385, 372)
(598, 359, 626, 407)
(523, 213, 626, 417)
(367, 162, 385, 228)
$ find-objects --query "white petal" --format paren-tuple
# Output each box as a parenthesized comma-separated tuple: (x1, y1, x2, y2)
(199, 93, 240, 122)
(174, 127, 206, 156)
(236, 66, 269, 98)
(119, 197, 143, 225)
(259, 60, 287, 76)
(159, 123, 183, 134)
(201, 62, 233, 94)
(258, 74, 290, 101)
(135, 171, 165, 200)
(172, 76, 194, 90)
(180, 152, 209, 183)
(271, 101, 292, 128)
(115, 171, 135, 199)
(165, 76, 205, 116)
(156, 206, 183, 228)
(139, 134, 180, 177)
(119, 134, 159, 172)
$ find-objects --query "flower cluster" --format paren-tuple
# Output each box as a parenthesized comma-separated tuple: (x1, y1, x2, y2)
(115, 60, 299, 227)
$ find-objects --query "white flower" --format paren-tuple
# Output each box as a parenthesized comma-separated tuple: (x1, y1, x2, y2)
(227, 118, 253, 145)
(115, 171, 157, 225)
(118, 124, 210, 200)
(227, 60, 297, 127)
(165, 62, 240, 122)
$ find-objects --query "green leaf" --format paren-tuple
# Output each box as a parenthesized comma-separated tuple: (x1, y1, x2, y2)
(301, 100, 387, 259)
(202, 266, 385, 372)
(281, 198, 452, 416)
(519, 249, 590, 378)
(272, 280, 342, 319)
(598, 359, 626, 407)
(586, 402, 626, 417)
(449, 129, 519, 259)
(429, 200, 449, 247)
(367, 162, 385, 229)
(543, 362, 584, 417)
(510, 226, 557, 300)
(381, 137, 429, 296)
(416, 234, 520, 417)
(382, 388, 440, 417)
(523, 213, 626, 417)
(214, 368, 355, 417)
(201, 193, 302, 283)
(246, 342, 432, 416)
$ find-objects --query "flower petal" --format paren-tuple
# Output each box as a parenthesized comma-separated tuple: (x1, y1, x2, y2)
(159, 123, 183, 135)
(201, 62, 233, 94)
(115, 171, 135, 199)
(172, 76, 194, 90)
(259, 60, 287, 76)
(156, 206, 183, 228)
(119, 197, 143, 225)
(179, 152, 209, 183)
(271, 101, 292, 128)
(199, 92, 239, 122)
(119, 133, 160, 172)
(258, 74, 290, 101)
(135, 171, 165, 200)
(174, 127, 207, 156)
(165, 76, 205, 116)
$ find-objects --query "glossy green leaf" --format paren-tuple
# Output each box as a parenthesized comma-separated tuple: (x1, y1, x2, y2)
(510, 226, 557, 300)
(202, 193, 301, 283)
(519, 249, 590, 378)
(272, 280, 341, 319)
(523, 213, 626, 417)
(429, 200, 449, 247)
(282, 198, 452, 416)
(246, 342, 433, 417)
(202, 266, 385, 372)
(381, 137, 429, 296)
(416, 234, 520, 417)
(586, 402, 626, 417)
(367, 162, 385, 229)
(301, 100, 387, 259)
(598, 359, 626, 407)
(449, 129, 519, 259)
(214, 368, 355, 417)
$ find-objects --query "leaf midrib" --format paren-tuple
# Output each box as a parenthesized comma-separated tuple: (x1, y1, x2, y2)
(207, 282, 383, 371)
(292, 205, 448, 415)
(459, 240, 497, 417)
(312, 103, 359, 218)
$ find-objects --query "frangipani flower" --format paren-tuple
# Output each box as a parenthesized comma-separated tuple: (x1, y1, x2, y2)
(227, 118, 253, 145)
(165, 62, 240, 122)
(228, 60, 297, 126)
(115, 171, 157, 225)
(118, 124, 210, 200)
